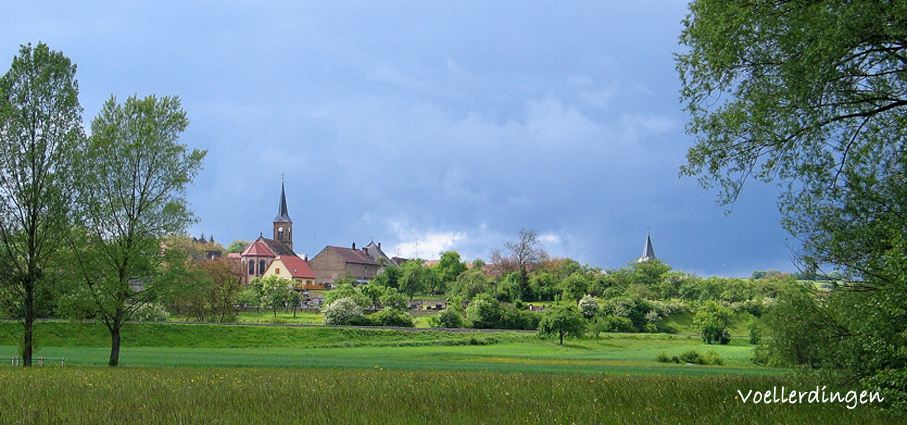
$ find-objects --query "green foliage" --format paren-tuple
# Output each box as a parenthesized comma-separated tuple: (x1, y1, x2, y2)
(379, 290, 408, 311)
(678, 1, 907, 410)
(323, 283, 370, 309)
(430, 306, 468, 329)
(465, 294, 539, 330)
(371, 264, 402, 289)
(558, 273, 590, 302)
(398, 259, 434, 300)
(368, 308, 415, 327)
(259, 275, 292, 317)
(600, 296, 660, 332)
(694, 301, 733, 345)
(577, 294, 599, 319)
(434, 251, 467, 288)
(537, 304, 585, 345)
(747, 317, 761, 345)
(226, 240, 250, 254)
(66, 93, 204, 366)
(450, 267, 491, 301)
(157, 240, 242, 323)
(0, 42, 85, 366)
(677, 349, 724, 366)
(321, 297, 364, 326)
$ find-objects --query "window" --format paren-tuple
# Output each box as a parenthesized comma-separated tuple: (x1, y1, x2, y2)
(259, 260, 266, 276)
(275, 268, 280, 274)
(248, 260, 254, 275)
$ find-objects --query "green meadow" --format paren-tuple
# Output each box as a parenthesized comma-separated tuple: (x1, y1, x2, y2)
(0, 321, 897, 424)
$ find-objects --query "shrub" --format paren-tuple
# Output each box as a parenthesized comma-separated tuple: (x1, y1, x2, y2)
(702, 349, 725, 365)
(132, 302, 171, 322)
(322, 298, 364, 325)
(431, 307, 467, 328)
(677, 349, 725, 365)
(678, 349, 702, 364)
(368, 308, 415, 327)
(578, 294, 600, 319)
(655, 350, 671, 363)
(601, 315, 634, 333)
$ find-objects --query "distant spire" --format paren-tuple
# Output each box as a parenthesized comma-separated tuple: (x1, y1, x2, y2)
(274, 178, 292, 223)
(638, 230, 655, 263)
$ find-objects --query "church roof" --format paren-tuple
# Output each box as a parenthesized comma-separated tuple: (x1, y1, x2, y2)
(241, 236, 296, 258)
(274, 180, 292, 223)
(275, 255, 316, 279)
(241, 239, 276, 257)
(637, 232, 656, 263)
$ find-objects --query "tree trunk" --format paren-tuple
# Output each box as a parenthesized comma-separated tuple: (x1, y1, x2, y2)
(22, 320, 34, 367)
(22, 279, 35, 367)
(559, 331, 564, 345)
(108, 325, 121, 367)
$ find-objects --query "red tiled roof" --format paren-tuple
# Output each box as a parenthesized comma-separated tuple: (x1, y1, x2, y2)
(241, 239, 276, 257)
(275, 255, 316, 279)
(240, 236, 296, 258)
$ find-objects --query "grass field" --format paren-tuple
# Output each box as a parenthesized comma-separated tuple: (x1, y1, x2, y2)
(0, 367, 895, 424)
(0, 320, 897, 424)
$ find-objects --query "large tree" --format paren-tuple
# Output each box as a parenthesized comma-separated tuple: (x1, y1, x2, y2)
(500, 228, 547, 301)
(0, 43, 84, 366)
(69, 94, 205, 366)
(677, 0, 907, 410)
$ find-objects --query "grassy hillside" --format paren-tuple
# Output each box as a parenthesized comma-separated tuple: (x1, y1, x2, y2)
(0, 320, 518, 350)
(0, 320, 768, 376)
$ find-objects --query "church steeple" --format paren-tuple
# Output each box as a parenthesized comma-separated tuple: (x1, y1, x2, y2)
(273, 178, 293, 250)
(637, 230, 655, 263)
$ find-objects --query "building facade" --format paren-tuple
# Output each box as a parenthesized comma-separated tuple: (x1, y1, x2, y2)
(308, 240, 397, 286)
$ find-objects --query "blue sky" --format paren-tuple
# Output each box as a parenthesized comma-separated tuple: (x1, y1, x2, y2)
(2, 1, 798, 277)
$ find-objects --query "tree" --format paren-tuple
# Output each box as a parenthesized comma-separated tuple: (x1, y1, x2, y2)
(677, 0, 907, 408)
(196, 258, 243, 322)
(538, 304, 585, 345)
(398, 259, 430, 301)
(0, 43, 84, 366)
(559, 273, 590, 303)
(577, 294, 600, 320)
(434, 250, 467, 289)
(501, 228, 548, 301)
(451, 267, 490, 301)
(504, 228, 547, 272)
(226, 240, 250, 254)
(693, 301, 732, 345)
(259, 275, 291, 317)
(67, 94, 205, 366)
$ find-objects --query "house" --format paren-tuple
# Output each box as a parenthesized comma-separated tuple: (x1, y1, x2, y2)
(308, 240, 398, 286)
(263, 255, 320, 290)
(238, 180, 318, 286)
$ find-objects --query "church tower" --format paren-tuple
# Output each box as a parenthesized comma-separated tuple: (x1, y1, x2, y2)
(637, 230, 655, 263)
(273, 179, 293, 250)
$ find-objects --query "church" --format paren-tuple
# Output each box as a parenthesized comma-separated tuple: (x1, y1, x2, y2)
(238, 180, 318, 289)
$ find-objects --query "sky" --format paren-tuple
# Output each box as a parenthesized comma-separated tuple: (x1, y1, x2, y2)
(1, 1, 800, 277)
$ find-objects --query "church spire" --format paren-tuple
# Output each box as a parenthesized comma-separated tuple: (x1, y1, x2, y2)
(637, 229, 655, 263)
(273, 177, 293, 250)
(274, 178, 292, 223)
